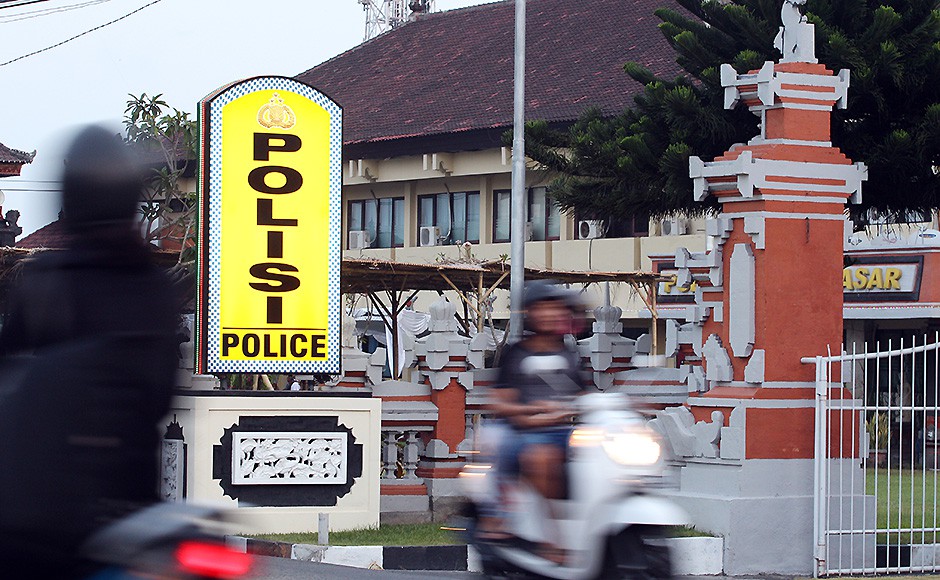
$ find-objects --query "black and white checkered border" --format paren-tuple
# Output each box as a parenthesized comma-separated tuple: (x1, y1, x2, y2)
(204, 76, 342, 375)
(230, 537, 474, 571)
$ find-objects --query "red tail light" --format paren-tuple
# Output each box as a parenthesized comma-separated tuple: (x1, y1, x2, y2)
(175, 541, 253, 578)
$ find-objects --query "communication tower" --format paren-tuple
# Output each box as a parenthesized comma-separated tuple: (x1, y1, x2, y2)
(358, 0, 435, 41)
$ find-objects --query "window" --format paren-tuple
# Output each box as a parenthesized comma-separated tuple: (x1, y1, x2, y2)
(492, 187, 561, 242)
(493, 190, 511, 242)
(606, 213, 649, 238)
(348, 197, 404, 248)
(529, 187, 561, 241)
(417, 191, 480, 244)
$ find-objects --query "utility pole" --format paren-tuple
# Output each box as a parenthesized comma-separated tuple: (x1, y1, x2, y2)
(509, 0, 526, 342)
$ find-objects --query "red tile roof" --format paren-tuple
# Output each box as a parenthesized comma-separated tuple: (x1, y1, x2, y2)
(15, 219, 71, 250)
(14, 220, 183, 266)
(0, 141, 35, 165)
(296, 0, 683, 156)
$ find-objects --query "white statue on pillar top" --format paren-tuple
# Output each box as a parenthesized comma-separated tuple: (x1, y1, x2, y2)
(773, 0, 817, 63)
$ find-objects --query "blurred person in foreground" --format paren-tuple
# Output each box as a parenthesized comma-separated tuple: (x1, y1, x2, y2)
(482, 280, 587, 562)
(0, 126, 180, 578)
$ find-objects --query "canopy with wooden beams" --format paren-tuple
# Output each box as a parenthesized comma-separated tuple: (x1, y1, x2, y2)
(342, 257, 670, 377)
(341, 257, 667, 329)
(341, 257, 666, 294)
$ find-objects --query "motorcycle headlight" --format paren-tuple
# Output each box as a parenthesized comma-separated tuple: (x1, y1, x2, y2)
(603, 428, 661, 466)
(569, 427, 605, 447)
(570, 426, 661, 466)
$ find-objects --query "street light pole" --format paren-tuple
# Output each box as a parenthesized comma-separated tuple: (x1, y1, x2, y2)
(509, 0, 526, 342)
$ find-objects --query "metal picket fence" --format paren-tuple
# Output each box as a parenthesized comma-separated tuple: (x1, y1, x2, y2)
(806, 333, 940, 576)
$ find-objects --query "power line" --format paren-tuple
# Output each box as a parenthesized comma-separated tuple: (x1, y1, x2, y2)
(0, 0, 165, 68)
(0, 179, 61, 183)
(0, 0, 103, 21)
(0, 0, 52, 10)
(0, 187, 62, 192)
(0, 0, 113, 23)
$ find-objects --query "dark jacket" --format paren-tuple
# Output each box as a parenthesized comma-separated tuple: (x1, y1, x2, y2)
(0, 234, 179, 570)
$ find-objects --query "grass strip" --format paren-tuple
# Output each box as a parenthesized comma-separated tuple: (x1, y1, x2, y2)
(867, 468, 940, 545)
(254, 523, 460, 546)
(669, 525, 714, 538)
(250, 523, 713, 546)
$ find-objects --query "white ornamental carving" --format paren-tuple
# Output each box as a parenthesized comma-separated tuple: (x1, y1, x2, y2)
(161, 439, 185, 501)
(232, 432, 347, 485)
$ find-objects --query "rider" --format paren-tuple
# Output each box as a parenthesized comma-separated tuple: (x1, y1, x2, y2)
(0, 126, 180, 578)
(483, 280, 587, 559)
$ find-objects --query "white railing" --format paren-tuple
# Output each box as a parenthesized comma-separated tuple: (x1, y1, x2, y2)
(380, 428, 423, 481)
(803, 333, 940, 576)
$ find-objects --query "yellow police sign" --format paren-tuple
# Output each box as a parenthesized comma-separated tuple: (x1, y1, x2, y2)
(196, 77, 342, 374)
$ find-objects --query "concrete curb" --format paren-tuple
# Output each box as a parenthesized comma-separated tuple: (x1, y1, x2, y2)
(671, 537, 724, 575)
(228, 535, 724, 574)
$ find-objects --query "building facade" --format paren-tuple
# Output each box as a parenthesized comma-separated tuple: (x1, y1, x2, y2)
(296, 0, 706, 329)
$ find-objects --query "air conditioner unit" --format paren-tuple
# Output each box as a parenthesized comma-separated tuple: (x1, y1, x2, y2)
(524, 222, 534, 241)
(420, 226, 441, 247)
(660, 217, 688, 236)
(348, 230, 372, 250)
(578, 219, 604, 240)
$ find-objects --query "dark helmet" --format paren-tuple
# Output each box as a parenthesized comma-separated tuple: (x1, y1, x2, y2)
(523, 279, 568, 309)
(61, 126, 142, 231)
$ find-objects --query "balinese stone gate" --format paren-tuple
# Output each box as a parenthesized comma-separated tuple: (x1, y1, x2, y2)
(413, 298, 475, 516)
(658, 0, 868, 574)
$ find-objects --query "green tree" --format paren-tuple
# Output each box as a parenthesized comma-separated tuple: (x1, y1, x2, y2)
(524, 0, 940, 224)
(123, 93, 198, 263)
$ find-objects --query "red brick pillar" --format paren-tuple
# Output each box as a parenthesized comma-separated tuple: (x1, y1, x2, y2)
(428, 375, 467, 453)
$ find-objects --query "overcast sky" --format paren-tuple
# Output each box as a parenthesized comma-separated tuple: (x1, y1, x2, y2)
(0, 0, 492, 237)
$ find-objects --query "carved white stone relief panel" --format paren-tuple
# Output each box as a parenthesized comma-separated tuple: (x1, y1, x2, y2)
(161, 439, 185, 501)
(232, 432, 347, 485)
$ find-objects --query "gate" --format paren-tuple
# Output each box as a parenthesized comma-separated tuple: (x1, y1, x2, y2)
(806, 334, 940, 576)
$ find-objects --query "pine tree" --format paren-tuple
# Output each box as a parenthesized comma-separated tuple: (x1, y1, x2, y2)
(525, 0, 940, 224)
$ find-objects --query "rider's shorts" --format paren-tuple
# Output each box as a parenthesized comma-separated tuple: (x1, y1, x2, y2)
(498, 427, 571, 476)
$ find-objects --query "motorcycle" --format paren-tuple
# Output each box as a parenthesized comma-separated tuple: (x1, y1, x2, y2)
(82, 502, 255, 579)
(459, 392, 686, 579)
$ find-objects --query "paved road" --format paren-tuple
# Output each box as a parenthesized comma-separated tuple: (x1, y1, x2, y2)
(249, 558, 795, 580)
(250, 556, 479, 579)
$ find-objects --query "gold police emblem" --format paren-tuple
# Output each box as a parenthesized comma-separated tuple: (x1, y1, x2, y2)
(257, 93, 297, 129)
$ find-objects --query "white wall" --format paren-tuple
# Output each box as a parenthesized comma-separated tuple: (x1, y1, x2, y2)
(169, 394, 381, 533)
